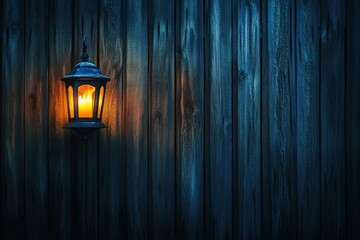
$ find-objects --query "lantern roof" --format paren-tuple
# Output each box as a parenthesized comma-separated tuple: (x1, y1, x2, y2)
(62, 60, 110, 81)
(62, 36, 110, 81)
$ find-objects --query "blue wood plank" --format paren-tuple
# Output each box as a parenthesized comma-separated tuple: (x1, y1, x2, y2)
(98, 0, 126, 239)
(48, 0, 73, 238)
(125, 0, 149, 238)
(267, 0, 297, 238)
(150, 0, 176, 238)
(24, 0, 49, 238)
(236, 0, 262, 238)
(176, 0, 204, 239)
(206, 0, 233, 238)
(320, 0, 346, 238)
(296, 0, 321, 238)
(346, 0, 360, 238)
(1, 0, 25, 239)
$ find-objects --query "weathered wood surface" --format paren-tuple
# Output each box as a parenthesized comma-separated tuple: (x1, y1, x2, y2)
(236, 0, 261, 239)
(267, 0, 297, 238)
(207, 0, 233, 239)
(24, 0, 49, 238)
(48, 0, 72, 238)
(1, 0, 25, 239)
(320, 0, 346, 239)
(346, 0, 360, 239)
(149, 0, 176, 239)
(296, 0, 320, 239)
(98, 0, 126, 239)
(176, 0, 204, 239)
(0, 0, 359, 239)
(125, 0, 149, 238)
(260, 1, 272, 238)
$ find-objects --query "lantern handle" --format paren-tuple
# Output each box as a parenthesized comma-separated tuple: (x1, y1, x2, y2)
(81, 35, 89, 61)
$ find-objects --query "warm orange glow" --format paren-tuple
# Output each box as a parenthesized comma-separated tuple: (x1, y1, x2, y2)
(68, 86, 74, 118)
(97, 86, 104, 118)
(78, 85, 95, 118)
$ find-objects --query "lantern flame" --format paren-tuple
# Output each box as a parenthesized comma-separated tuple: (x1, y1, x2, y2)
(78, 85, 95, 118)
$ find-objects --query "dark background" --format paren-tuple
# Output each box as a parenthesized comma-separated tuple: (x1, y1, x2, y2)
(1, 0, 360, 239)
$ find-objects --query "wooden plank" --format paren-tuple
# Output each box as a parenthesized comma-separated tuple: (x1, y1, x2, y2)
(24, 0, 49, 238)
(207, 0, 233, 238)
(71, 0, 99, 239)
(149, 0, 176, 238)
(176, 0, 204, 239)
(98, 0, 126, 239)
(346, 0, 360, 238)
(267, 0, 297, 238)
(1, 0, 25, 239)
(0, 3, 2, 234)
(320, 0, 345, 239)
(125, 0, 149, 238)
(260, 0, 272, 238)
(296, 0, 320, 239)
(236, 0, 261, 239)
(203, 0, 211, 238)
(48, 0, 72, 238)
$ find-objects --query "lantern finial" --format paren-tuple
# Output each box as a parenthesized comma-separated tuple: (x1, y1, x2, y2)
(81, 35, 89, 61)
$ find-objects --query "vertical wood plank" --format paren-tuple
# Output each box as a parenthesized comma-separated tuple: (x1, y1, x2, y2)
(236, 0, 262, 239)
(0, 3, 2, 234)
(176, 0, 204, 239)
(206, 0, 233, 238)
(1, 0, 25, 239)
(260, 0, 272, 238)
(98, 0, 126, 239)
(71, 0, 99, 239)
(125, 0, 149, 238)
(203, 1, 211, 238)
(346, 0, 360, 239)
(267, 0, 297, 238)
(48, 0, 72, 238)
(149, 0, 176, 238)
(24, 0, 49, 238)
(296, 0, 320, 239)
(320, 0, 346, 239)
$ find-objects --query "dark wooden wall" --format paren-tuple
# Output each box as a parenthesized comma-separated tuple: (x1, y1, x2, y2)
(1, 0, 360, 239)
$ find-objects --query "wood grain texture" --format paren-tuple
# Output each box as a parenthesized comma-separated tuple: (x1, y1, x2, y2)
(1, 0, 25, 239)
(149, 0, 176, 239)
(48, 0, 72, 238)
(346, 1, 360, 239)
(176, 0, 204, 239)
(267, 0, 297, 238)
(207, 0, 233, 238)
(98, 0, 126, 239)
(24, 0, 49, 238)
(236, 0, 262, 239)
(0, 2, 2, 234)
(320, 0, 346, 239)
(260, 1, 272, 238)
(125, 0, 149, 238)
(296, 0, 320, 239)
(1, 0, 359, 239)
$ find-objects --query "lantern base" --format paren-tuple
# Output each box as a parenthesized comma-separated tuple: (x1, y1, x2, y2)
(64, 122, 107, 139)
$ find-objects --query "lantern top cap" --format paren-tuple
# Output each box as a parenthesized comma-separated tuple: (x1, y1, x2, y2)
(62, 36, 110, 81)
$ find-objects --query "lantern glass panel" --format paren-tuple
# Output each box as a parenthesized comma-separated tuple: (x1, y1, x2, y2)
(78, 84, 95, 118)
(68, 86, 74, 118)
(97, 86, 104, 118)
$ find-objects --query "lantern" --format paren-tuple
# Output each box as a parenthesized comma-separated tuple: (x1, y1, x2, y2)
(62, 36, 110, 134)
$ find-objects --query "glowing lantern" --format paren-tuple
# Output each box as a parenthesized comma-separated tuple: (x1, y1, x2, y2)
(62, 36, 110, 134)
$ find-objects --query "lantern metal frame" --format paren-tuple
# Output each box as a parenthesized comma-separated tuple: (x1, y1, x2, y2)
(62, 36, 110, 135)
